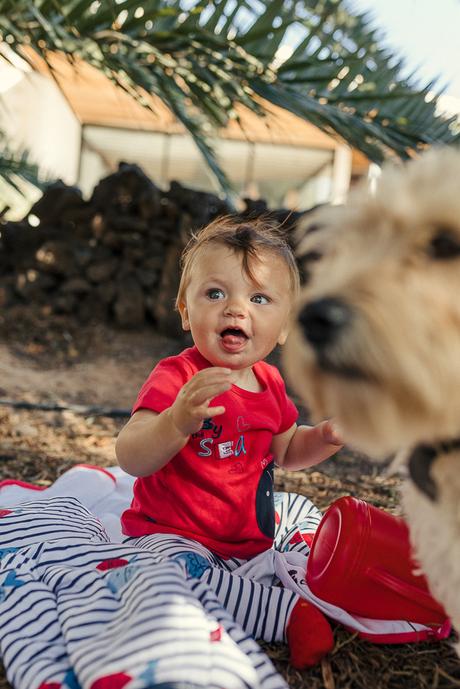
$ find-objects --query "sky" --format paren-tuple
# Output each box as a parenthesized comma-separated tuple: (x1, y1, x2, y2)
(347, 0, 460, 100)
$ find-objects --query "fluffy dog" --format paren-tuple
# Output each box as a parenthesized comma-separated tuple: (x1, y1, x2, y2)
(283, 147, 460, 648)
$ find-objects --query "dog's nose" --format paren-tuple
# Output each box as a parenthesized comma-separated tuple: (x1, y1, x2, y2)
(298, 298, 351, 347)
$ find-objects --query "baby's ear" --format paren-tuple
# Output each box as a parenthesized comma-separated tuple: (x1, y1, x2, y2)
(178, 301, 191, 331)
(277, 323, 289, 346)
(277, 310, 292, 345)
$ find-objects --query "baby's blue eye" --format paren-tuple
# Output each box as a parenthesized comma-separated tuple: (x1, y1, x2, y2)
(251, 294, 270, 305)
(206, 288, 225, 300)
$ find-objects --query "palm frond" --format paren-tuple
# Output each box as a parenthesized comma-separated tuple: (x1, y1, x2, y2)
(0, 0, 458, 196)
(0, 142, 44, 195)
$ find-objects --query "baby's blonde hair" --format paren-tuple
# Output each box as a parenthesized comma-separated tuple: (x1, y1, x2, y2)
(176, 216, 300, 309)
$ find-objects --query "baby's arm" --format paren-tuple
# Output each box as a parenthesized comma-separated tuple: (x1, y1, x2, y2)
(116, 367, 232, 476)
(272, 420, 343, 471)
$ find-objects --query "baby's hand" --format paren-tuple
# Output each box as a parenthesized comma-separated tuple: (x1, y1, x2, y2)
(170, 367, 233, 437)
(318, 419, 344, 447)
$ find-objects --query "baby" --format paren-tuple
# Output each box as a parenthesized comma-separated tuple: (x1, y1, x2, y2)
(116, 216, 343, 667)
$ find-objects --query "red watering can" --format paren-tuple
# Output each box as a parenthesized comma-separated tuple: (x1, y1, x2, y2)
(306, 496, 448, 625)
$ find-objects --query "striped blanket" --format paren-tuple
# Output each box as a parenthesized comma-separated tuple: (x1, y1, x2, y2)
(0, 474, 287, 689)
(0, 465, 451, 689)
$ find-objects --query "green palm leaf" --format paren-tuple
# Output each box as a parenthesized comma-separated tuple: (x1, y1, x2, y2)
(0, 0, 458, 197)
(0, 137, 44, 206)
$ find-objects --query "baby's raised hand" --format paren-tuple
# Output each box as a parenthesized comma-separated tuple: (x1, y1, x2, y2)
(170, 367, 233, 437)
(318, 419, 344, 447)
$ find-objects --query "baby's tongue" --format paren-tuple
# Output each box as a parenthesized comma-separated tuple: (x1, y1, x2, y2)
(222, 330, 246, 345)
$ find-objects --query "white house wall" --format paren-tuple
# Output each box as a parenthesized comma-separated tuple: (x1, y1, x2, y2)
(80, 125, 335, 208)
(0, 62, 81, 186)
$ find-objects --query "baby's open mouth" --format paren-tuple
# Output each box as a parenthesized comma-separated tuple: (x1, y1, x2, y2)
(220, 327, 248, 346)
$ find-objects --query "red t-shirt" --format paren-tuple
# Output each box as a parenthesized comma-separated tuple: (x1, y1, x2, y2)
(121, 346, 298, 559)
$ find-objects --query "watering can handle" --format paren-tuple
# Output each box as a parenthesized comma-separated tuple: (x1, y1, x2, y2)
(367, 566, 444, 614)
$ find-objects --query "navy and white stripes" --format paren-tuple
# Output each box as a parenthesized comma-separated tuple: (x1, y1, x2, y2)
(1, 468, 447, 687)
(0, 497, 289, 689)
(125, 492, 322, 645)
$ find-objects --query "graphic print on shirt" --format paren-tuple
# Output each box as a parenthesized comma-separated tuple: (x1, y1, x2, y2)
(255, 460, 275, 539)
(191, 416, 248, 467)
(192, 418, 223, 458)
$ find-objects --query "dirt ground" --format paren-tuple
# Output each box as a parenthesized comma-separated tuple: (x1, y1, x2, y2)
(0, 307, 459, 689)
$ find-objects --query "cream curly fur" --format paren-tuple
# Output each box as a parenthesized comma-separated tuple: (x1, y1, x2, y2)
(284, 147, 460, 650)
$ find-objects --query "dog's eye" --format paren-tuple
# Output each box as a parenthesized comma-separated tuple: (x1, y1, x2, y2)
(298, 249, 323, 263)
(429, 230, 460, 260)
(304, 222, 326, 236)
(297, 250, 324, 285)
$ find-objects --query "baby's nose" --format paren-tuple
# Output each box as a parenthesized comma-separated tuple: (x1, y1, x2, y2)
(224, 298, 247, 317)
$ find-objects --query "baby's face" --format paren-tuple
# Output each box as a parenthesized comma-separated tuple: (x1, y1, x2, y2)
(178, 244, 292, 371)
